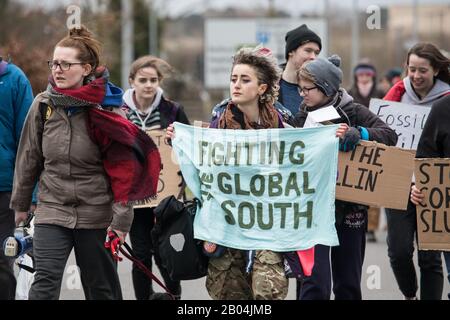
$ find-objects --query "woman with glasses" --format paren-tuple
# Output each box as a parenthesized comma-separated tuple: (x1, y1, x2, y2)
(10, 26, 160, 300)
(293, 55, 397, 300)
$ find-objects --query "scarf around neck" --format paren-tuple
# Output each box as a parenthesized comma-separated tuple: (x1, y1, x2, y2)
(47, 67, 161, 205)
(218, 101, 280, 129)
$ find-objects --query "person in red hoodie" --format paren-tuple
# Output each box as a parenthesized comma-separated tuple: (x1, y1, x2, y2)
(383, 42, 450, 300)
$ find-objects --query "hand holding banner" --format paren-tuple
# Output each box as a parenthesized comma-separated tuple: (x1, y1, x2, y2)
(172, 123, 340, 251)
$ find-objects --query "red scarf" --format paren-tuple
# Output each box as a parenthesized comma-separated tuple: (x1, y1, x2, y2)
(383, 80, 405, 102)
(87, 108, 161, 204)
(49, 69, 161, 204)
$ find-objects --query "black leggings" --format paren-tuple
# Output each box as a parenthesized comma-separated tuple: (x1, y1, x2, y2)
(386, 200, 443, 299)
(129, 207, 181, 299)
(297, 209, 367, 300)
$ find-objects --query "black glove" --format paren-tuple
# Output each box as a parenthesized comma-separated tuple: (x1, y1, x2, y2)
(339, 127, 361, 152)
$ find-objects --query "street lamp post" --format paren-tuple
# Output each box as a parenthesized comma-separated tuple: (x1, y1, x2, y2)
(121, 0, 134, 90)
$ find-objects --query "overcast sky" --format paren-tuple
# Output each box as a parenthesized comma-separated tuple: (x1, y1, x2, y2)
(16, 0, 450, 17)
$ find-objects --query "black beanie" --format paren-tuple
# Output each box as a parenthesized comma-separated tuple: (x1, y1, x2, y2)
(285, 24, 322, 61)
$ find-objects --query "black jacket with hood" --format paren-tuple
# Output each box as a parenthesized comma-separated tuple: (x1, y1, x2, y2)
(294, 88, 398, 223)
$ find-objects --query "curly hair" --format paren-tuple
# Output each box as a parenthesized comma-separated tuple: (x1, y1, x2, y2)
(231, 46, 282, 105)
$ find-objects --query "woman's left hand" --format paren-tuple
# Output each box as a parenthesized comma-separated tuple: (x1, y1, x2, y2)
(335, 123, 349, 138)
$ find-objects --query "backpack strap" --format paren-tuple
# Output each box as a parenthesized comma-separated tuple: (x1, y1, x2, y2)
(39, 102, 52, 127)
(17, 262, 35, 274)
(176, 178, 186, 201)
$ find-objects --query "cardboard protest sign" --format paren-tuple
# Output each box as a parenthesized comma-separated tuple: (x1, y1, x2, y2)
(369, 98, 431, 150)
(134, 130, 182, 208)
(414, 158, 450, 251)
(172, 123, 340, 251)
(336, 140, 414, 210)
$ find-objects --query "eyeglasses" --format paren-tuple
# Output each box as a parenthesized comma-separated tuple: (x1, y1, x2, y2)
(47, 60, 84, 71)
(298, 86, 318, 95)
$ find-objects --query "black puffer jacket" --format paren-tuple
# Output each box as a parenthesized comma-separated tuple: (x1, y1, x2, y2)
(294, 88, 398, 223)
(416, 95, 450, 158)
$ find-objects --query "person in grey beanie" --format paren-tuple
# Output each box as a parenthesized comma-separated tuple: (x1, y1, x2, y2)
(279, 24, 322, 116)
(292, 55, 398, 300)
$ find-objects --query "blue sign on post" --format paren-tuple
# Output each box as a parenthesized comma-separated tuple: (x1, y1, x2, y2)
(256, 31, 270, 45)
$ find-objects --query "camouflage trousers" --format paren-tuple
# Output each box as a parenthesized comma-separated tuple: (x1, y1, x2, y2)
(206, 248, 288, 300)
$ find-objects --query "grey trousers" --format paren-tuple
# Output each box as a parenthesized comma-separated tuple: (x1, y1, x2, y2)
(29, 224, 123, 300)
(0, 192, 16, 300)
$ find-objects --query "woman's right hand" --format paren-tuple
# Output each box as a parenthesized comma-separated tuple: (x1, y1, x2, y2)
(15, 211, 29, 227)
(165, 123, 175, 142)
(410, 184, 425, 206)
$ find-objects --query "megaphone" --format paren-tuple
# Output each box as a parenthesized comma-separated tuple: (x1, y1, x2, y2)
(2, 212, 34, 258)
(3, 233, 33, 258)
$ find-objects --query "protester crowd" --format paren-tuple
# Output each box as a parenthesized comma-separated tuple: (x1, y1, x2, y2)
(0, 21, 449, 301)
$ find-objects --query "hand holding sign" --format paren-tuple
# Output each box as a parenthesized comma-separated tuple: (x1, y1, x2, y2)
(414, 158, 450, 251)
(339, 127, 361, 152)
(166, 123, 175, 141)
(335, 123, 349, 138)
(410, 184, 425, 206)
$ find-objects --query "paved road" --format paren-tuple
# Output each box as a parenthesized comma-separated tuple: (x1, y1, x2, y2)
(57, 228, 449, 300)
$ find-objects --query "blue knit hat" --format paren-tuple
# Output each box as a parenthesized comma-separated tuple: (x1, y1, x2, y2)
(304, 55, 343, 97)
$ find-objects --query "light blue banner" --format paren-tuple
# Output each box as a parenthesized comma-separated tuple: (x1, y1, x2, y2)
(172, 122, 340, 251)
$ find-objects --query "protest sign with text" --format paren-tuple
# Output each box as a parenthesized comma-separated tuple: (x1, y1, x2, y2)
(336, 140, 414, 209)
(369, 98, 431, 150)
(414, 158, 450, 251)
(134, 130, 183, 208)
(172, 123, 340, 251)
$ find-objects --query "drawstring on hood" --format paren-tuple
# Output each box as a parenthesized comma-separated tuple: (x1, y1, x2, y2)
(123, 87, 163, 130)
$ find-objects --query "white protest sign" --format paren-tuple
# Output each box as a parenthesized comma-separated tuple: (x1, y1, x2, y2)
(369, 98, 431, 150)
(304, 106, 340, 128)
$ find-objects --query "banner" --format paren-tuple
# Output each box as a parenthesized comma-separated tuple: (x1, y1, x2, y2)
(172, 122, 340, 251)
(134, 130, 183, 208)
(414, 158, 450, 251)
(369, 98, 431, 150)
(336, 141, 415, 210)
